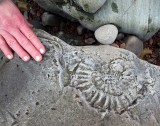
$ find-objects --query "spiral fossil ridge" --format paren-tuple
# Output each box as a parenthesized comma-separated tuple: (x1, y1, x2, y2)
(39, 34, 156, 117)
(63, 51, 155, 117)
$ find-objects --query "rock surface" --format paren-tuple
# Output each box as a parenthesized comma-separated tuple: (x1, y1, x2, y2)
(94, 24, 118, 45)
(0, 29, 160, 126)
(73, 0, 107, 13)
(34, 0, 160, 40)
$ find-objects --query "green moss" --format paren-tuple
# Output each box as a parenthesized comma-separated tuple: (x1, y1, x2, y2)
(148, 25, 156, 32)
(111, 2, 118, 13)
(79, 16, 84, 20)
(73, 6, 94, 22)
(148, 17, 152, 24)
(55, 0, 68, 8)
(146, 17, 153, 33)
(84, 4, 89, 10)
(87, 15, 94, 22)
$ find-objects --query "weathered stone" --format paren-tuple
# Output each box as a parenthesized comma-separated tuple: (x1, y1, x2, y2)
(73, 0, 107, 13)
(33, 0, 160, 40)
(95, 24, 118, 45)
(0, 29, 160, 126)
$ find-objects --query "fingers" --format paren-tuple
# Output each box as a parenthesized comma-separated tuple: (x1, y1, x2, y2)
(9, 28, 42, 62)
(25, 19, 33, 28)
(20, 24, 46, 54)
(0, 35, 13, 59)
(0, 29, 30, 62)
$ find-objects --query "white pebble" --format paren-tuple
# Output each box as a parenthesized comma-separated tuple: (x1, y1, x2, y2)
(94, 24, 118, 45)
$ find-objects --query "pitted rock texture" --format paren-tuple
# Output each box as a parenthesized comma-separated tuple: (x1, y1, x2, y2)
(34, 0, 160, 40)
(0, 29, 160, 126)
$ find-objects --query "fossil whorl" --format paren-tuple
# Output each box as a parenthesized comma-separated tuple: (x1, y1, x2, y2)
(35, 29, 156, 117)
(62, 51, 155, 117)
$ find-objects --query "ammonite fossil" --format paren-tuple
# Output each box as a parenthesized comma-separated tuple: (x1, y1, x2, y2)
(37, 30, 156, 117)
(55, 48, 155, 117)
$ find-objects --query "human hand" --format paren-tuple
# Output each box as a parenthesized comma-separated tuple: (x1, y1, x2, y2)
(0, 0, 46, 62)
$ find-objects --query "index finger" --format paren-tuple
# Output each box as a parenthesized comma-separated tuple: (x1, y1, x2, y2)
(19, 24, 46, 54)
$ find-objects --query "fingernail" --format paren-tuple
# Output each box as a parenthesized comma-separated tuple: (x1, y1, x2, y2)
(35, 55, 42, 62)
(40, 48, 45, 54)
(7, 55, 13, 59)
(24, 56, 30, 61)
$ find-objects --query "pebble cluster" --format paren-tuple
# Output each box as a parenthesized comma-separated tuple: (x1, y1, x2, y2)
(94, 24, 144, 57)
(23, 1, 145, 57)
(38, 12, 144, 57)
(18, 0, 160, 66)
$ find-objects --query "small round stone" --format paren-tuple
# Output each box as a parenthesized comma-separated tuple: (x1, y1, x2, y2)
(41, 12, 60, 26)
(124, 36, 143, 56)
(116, 33, 125, 40)
(94, 24, 118, 45)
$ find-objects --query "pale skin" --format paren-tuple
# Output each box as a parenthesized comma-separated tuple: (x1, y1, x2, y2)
(0, 0, 46, 62)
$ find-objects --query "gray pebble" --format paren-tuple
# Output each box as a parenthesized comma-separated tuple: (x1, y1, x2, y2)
(41, 12, 60, 26)
(29, 20, 46, 30)
(116, 33, 125, 40)
(124, 36, 143, 56)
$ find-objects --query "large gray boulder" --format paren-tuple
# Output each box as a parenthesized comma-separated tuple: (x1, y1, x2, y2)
(34, 0, 160, 40)
(0, 29, 160, 126)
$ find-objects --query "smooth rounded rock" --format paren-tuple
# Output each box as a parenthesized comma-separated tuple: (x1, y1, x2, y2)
(41, 12, 60, 26)
(94, 24, 118, 45)
(124, 36, 144, 56)
(116, 33, 125, 40)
